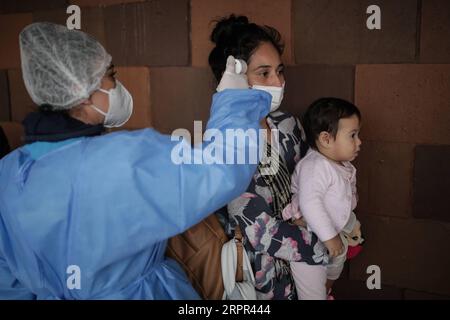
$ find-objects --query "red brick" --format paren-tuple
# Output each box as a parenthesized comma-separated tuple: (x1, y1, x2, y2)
(333, 278, 403, 300)
(349, 214, 450, 296)
(8, 69, 37, 123)
(33, 9, 67, 25)
(104, 1, 189, 66)
(404, 289, 450, 300)
(293, 0, 418, 64)
(115, 66, 151, 130)
(33, 7, 107, 48)
(0, 13, 33, 69)
(0, 0, 68, 14)
(283, 65, 354, 118)
(191, 0, 293, 67)
(149, 67, 215, 135)
(413, 145, 450, 222)
(355, 64, 450, 144)
(420, 0, 450, 63)
(0, 70, 10, 121)
(70, 0, 145, 7)
(0, 121, 24, 150)
(340, 263, 350, 280)
(80, 7, 107, 48)
(353, 141, 414, 218)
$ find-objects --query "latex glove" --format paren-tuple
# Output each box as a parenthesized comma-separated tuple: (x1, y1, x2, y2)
(216, 55, 249, 92)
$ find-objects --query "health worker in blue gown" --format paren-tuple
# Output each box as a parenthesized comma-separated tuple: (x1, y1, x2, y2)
(0, 22, 270, 299)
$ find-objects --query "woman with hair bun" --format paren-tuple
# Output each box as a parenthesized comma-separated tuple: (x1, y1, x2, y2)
(210, 15, 328, 300)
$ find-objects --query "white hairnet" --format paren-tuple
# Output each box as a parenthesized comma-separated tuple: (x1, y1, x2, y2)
(19, 22, 112, 110)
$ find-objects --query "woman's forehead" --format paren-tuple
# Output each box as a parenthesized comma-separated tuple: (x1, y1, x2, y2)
(248, 42, 282, 67)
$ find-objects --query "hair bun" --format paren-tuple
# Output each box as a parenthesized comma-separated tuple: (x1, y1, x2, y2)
(210, 15, 249, 45)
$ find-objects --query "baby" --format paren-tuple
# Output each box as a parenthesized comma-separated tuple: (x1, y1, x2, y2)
(282, 97, 363, 300)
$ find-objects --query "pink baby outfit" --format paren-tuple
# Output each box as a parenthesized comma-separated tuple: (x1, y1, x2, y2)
(284, 149, 360, 299)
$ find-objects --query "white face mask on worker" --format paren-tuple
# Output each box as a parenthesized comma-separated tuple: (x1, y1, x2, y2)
(90, 80, 133, 128)
(251, 82, 285, 112)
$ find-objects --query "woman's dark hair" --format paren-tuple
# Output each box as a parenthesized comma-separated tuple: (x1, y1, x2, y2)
(302, 98, 361, 149)
(208, 15, 284, 82)
(39, 104, 68, 114)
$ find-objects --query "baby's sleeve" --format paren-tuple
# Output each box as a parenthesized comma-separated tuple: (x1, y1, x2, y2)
(281, 194, 302, 221)
(298, 158, 338, 242)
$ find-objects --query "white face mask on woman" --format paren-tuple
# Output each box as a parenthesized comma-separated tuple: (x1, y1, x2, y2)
(90, 80, 133, 128)
(251, 82, 285, 112)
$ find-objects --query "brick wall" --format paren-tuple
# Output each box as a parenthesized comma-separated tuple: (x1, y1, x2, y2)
(0, 0, 449, 299)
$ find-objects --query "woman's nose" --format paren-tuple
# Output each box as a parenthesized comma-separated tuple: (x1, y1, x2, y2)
(269, 74, 283, 87)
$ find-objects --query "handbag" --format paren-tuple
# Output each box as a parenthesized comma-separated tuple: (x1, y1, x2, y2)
(166, 214, 256, 300)
(221, 225, 257, 300)
(166, 213, 228, 300)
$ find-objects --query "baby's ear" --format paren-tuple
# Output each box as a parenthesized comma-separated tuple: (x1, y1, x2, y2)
(317, 131, 332, 148)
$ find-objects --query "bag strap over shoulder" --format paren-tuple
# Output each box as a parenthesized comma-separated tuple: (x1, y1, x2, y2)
(235, 225, 244, 282)
(221, 224, 257, 300)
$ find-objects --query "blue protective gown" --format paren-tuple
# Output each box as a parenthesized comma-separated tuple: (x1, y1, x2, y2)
(0, 89, 270, 299)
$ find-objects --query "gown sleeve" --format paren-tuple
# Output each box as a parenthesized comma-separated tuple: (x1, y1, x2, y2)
(0, 232, 36, 299)
(75, 89, 271, 251)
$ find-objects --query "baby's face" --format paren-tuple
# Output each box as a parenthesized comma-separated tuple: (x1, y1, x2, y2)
(330, 115, 362, 162)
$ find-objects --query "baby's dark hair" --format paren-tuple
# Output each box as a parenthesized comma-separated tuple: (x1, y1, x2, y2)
(208, 14, 284, 82)
(302, 98, 361, 149)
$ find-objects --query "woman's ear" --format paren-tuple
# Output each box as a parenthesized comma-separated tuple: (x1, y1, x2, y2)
(68, 102, 93, 124)
(317, 131, 333, 149)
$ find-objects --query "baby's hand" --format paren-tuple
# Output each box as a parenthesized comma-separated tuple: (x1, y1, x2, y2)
(323, 234, 344, 258)
(291, 217, 307, 227)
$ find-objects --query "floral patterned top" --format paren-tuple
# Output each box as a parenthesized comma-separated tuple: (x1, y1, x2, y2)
(217, 111, 327, 300)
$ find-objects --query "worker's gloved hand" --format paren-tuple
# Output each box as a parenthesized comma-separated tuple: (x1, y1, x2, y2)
(216, 55, 249, 92)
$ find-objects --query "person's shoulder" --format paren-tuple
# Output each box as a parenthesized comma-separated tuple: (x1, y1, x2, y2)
(0, 148, 18, 177)
(268, 110, 302, 134)
(268, 110, 299, 123)
(85, 128, 166, 159)
(298, 150, 334, 176)
(94, 128, 159, 144)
